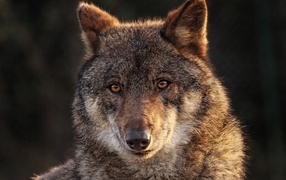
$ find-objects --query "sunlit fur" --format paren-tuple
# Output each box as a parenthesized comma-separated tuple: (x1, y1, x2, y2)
(33, 0, 245, 179)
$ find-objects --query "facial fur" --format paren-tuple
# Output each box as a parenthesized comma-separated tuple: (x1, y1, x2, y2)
(33, 1, 245, 179)
(72, 21, 214, 163)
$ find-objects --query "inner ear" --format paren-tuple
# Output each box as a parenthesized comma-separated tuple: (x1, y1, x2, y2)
(162, 0, 208, 59)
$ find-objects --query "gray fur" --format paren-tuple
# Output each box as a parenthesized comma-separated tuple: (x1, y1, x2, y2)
(33, 1, 245, 179)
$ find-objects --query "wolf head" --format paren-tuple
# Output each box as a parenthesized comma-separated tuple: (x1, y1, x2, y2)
(73, 0, 229, 162)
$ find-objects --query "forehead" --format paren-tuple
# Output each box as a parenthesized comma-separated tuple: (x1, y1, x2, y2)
(81, 22, 205, 92)
(99, 22, 164, 51)
(94, 22, 183, 72)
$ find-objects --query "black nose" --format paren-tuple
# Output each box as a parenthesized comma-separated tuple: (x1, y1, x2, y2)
(125, 131, 150, 151)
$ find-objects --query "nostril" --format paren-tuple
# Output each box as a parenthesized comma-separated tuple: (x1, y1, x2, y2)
(126, 140, 135, 148)
(140, 140, 149, 148)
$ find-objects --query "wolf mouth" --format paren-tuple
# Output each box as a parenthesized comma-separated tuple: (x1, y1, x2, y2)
(132, 150, 153, 157)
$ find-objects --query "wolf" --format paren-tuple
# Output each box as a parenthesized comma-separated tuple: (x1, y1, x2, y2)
(33, 0, 245, 179)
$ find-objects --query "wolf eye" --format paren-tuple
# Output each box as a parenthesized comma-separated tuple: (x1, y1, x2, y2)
(109, 83, 121, 93)
(157, 80, 170, 90)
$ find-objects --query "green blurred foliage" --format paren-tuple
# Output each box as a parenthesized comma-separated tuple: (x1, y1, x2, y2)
(0, 0, 285, 179)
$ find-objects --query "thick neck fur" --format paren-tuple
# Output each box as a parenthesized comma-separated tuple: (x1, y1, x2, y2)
(75, 140, 186, 179)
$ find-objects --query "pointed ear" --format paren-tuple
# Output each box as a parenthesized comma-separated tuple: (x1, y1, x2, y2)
(77, 2, 119, 52)
(161, 0, 208, 59)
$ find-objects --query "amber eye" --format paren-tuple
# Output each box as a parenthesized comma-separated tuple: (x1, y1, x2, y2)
(157, 80, 169, 90)
(109, 83, 121, 93)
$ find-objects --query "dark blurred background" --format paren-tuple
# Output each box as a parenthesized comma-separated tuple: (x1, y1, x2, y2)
(0, 0, 285, 179)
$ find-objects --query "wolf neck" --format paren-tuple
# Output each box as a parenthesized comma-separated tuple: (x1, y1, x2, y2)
(76, 140, 185, 179)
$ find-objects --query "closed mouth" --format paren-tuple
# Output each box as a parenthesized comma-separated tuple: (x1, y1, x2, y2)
(132, 150, 152, 157)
